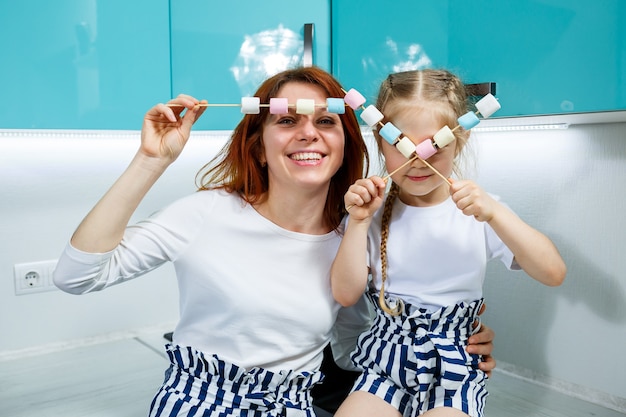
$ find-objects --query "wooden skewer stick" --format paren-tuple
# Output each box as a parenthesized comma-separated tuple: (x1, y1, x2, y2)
(166, 102, 347, 108)
(345, 153, 451, 211)
(415, 154, 452, 186)
(166, 103, 240, 107)
(383, 155, 419, 181)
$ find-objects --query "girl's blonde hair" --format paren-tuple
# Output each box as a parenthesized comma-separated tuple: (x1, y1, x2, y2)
(374, 69, 472, 315)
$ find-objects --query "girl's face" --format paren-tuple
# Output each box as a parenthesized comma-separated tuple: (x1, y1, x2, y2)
(261, 82, 345, 196)
(382, 108, 456, 207)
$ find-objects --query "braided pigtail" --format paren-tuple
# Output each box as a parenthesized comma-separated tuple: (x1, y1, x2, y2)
(378, 182, 403, 316)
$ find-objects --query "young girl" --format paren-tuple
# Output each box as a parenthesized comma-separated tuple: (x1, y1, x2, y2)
(330, 69, 567, 417)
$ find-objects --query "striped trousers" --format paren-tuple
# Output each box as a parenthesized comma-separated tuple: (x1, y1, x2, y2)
(350, 294, 488, 417)
(149, 344, 322, 417)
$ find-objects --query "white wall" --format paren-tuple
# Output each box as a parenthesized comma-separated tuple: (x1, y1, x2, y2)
(1, 120, 625, 410)
(0, 130, 229, 353)
(472, 121, 626, 409)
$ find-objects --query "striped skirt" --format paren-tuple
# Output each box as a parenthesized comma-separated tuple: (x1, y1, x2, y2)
(149, 344, 323, 417)
(350, 294, 488, 417)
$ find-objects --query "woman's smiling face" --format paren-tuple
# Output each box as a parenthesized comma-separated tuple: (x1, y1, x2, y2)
(261, 82, 345, 194)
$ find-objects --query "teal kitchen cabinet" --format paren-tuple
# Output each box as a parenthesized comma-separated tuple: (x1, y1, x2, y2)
(0, 1, 170, 129)
(332, 0, 625, 117)
(170, 0, 331, 130)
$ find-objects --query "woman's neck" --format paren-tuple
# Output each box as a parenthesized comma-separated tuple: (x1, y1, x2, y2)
(253, 188, 330, 235)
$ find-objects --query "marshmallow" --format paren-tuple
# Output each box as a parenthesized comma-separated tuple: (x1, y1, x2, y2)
(326, 98, 345, 114)
(241, 97, 260, 114)
(433, 125, 455, 149)
(343, 88, 366, 110)
(269, 98, 289, 114)
(296, 99, 315, 115)
(396, 136, 415, 159)
(360, 105, 384, 127)
(379, 122, 401, 145)
(475, 93, 501, 118)
(457, 111, 480, 130)
(415, 139, 437, 160)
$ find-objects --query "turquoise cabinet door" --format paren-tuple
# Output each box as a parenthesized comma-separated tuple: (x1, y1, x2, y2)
(332, 0, 625, 117)
(171, 0, 331, 130)
(0, 1, 170, 129)
(332, 2, 452, 106)
(449, 1, 625, 116)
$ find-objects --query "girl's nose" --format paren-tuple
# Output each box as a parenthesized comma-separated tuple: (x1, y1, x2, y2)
(410, 154, 427, 168)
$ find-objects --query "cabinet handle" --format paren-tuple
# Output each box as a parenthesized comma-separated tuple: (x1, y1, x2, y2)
(465, 82, 496, 97)
(303, 23, 314, 67)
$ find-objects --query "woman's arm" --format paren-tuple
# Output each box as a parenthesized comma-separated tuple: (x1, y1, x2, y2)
(71, 95, 205, 253)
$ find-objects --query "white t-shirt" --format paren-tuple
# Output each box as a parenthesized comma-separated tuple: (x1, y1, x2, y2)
(54, 189, 360, 373)
(367, 195, 518, 312)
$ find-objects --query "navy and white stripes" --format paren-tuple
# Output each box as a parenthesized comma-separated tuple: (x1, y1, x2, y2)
(350, 294, 488, 417)
(149, 344, 322, 417)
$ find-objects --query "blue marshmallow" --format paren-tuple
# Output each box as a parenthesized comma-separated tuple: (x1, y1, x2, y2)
(457, 111, 480, 130)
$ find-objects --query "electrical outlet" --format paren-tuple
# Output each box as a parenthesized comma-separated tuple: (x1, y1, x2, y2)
(14, 260, 58, 295)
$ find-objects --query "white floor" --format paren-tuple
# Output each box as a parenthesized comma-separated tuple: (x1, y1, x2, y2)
(1, 330, 624, 417)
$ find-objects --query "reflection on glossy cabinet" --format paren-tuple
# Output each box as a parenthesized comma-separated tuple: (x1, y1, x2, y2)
(332, 0, 625, 117)
(170, 0, 331, 130)
(0, 1, 170, 130)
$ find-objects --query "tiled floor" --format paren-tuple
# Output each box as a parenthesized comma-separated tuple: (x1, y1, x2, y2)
(1, 330, 624, 417)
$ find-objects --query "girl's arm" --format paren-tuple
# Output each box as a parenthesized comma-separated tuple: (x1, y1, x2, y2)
(450, 180, 566, 286)
(331, 177, 386, 306)
(71, 95, 206, 253)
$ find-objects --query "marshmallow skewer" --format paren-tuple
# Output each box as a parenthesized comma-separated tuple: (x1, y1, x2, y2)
(167, 97, 348, 115)
(342, 90, 501, 212)
(167, 103, 343, 109)
(342, 88, 454, 185)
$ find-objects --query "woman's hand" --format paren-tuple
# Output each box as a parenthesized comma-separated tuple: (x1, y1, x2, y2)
(467, 323, 496, 377)
(140, 94, 207, 164)
(466, 303, 497, 377)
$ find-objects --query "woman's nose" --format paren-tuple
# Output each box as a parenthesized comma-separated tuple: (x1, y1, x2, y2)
(298, 118, 319, 142)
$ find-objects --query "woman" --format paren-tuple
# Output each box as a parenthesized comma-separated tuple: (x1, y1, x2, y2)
(53, 67, 495, 416)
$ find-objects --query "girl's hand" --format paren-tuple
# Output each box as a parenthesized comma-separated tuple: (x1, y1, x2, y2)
(140, 94, 207, 164)
(345, 176, 386, 221)
(449, 179, 497, 222)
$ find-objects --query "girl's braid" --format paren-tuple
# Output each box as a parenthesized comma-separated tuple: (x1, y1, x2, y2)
(378, 182, 403, 316)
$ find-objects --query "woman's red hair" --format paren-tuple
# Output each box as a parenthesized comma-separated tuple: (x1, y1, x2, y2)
(196, 66, 369, 231)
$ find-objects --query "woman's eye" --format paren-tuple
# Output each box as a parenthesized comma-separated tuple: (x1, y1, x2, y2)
(277, 117, 295, 124)
(318, 117, 337, 125)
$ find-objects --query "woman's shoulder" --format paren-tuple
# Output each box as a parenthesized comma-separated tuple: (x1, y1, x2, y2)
(152, 188, 243, 222)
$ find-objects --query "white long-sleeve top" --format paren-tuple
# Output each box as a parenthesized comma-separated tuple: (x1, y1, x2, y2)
(53, 189, 347, 374)
(368, 195, 519, 312)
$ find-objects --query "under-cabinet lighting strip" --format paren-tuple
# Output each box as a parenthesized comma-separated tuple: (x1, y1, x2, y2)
(472, 123, 570, 132)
